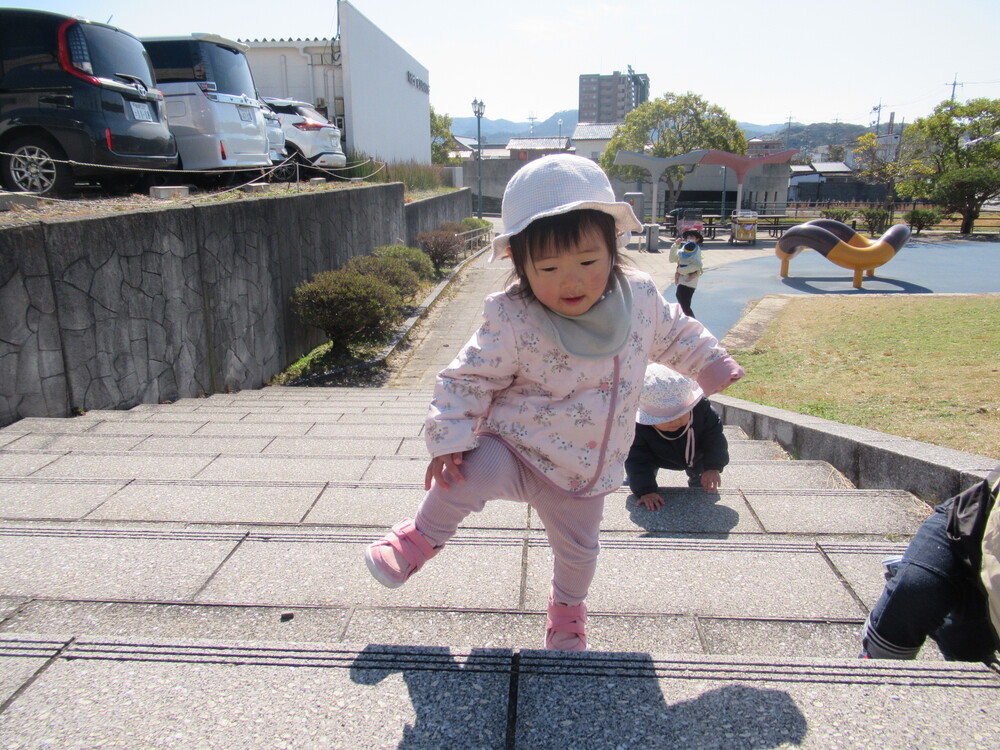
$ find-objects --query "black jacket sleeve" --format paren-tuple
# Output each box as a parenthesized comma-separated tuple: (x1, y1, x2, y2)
(625, 428, 661, 497)
(694, 399, 729, 472)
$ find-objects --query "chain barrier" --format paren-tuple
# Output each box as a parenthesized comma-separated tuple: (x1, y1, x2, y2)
(0, 148, 387, 202)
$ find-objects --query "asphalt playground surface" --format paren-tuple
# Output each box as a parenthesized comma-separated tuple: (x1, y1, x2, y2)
(686, 239, 1000, 343)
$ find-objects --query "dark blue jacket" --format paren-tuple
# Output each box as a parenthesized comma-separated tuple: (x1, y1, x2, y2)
(625, 398, 728, 496)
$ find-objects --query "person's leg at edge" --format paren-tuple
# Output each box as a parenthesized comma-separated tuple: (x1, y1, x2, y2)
(675, 284, 695, 318)
(861, 499, 988, 660)
(366, 437, 528, 586)
(531, 486, 605, 651)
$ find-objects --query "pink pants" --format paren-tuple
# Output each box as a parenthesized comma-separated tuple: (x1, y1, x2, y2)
(415, 436, 605, 606)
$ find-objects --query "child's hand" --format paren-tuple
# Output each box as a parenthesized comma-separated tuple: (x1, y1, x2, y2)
(701, 470, 722, 493)
(637, 492, 664, 510)
(426, 452, 465, 490)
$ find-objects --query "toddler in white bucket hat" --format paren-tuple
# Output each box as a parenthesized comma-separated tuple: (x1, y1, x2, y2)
(365, 154, 743, 653)
(491, 153, 642, 262)
(626, 364, 731, 509)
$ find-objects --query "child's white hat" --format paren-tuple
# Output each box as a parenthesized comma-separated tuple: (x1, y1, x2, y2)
(636, 363, 704, 425)
(490, 154, 643, 261)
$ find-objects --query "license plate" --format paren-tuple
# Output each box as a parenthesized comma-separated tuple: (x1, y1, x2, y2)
(238, 106, 254, 122)
(130, 101, 153, 121)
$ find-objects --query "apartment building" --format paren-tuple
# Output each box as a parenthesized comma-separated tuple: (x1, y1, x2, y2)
(578, 67, 650, 123)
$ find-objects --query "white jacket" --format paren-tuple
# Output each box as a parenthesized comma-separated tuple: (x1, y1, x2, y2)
(425, 268, 743, 497)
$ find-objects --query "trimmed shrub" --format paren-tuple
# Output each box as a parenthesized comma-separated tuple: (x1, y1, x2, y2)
(438, 221, 465, 234)
(902, 208, 942, 235)
(417, 229, 463, 274)
(345, 254, 421, 301)
(820, 208, 855, 223)
(460, 217, 492, 231)
(373, 244, 436, 281)
(859, 207, 891, 234)
(291, 269, 402, 354)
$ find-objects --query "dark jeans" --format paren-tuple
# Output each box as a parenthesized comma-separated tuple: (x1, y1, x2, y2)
(675, 285, 695, 318)
(861, 498, 997, 661)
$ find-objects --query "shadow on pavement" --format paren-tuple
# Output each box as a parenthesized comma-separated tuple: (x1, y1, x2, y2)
(779, 276, 933, 295)
(351, 645, 808, 749)
(625, 489, 741, 537)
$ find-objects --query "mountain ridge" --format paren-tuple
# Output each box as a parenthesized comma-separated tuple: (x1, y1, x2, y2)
(450, 111, 872, 152)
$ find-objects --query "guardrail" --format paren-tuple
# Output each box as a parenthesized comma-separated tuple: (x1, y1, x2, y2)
(456, 226, 494, 259)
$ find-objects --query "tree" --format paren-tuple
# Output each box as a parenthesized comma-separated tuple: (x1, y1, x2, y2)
(826, 144, 847, 162)
(930, 167, 1000, 234)
(599, 92, 746, 211)
(430, 106, 459, 165)
(897, 98, 1000, 233)
(851, 131, 923, 211)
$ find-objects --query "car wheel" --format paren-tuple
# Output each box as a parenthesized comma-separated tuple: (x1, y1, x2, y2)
(0, 134, 76, 196)
(269, 152, 302, 183)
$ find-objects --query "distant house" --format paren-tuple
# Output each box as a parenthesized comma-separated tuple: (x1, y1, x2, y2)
(747, 137, 786, 157)
(506, 137, 572, 162)
(788, 161, 886, 203)
(571, 123, 620, 162)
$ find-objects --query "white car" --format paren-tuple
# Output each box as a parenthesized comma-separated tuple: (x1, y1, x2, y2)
(263, 97, 347, 181)
(261, 102, 287, 165)
(143, 35, 271, 183)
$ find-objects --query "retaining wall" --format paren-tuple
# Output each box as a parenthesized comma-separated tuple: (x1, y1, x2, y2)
(0, 185, 471, 426)
(713, 394, 995, 504)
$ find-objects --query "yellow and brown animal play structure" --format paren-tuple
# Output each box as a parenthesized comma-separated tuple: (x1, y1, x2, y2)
(775, 219, 911, 289)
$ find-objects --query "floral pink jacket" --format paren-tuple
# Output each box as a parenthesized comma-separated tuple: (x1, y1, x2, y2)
(425, 269, 743, 497)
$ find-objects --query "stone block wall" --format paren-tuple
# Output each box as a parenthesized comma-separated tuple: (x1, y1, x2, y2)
(0, 185, 471, 426)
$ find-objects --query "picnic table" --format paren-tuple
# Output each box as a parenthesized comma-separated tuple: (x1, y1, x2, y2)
(755, 214, 789, 237)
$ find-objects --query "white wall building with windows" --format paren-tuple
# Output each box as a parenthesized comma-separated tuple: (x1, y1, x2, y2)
(243, 0, 430, 164)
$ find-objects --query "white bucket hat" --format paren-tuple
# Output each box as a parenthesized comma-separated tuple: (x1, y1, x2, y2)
(636, 363, 704, 425)
(490, 154, 643, 261)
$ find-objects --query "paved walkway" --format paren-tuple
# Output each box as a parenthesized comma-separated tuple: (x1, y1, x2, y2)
(0, 224, 998, 747)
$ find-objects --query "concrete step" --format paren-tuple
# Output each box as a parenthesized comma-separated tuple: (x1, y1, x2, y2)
(0, 635, 996, 748)
(3, 386, 996, 746)
(0, 428, 779, 460)
(0, 522, 911, 614)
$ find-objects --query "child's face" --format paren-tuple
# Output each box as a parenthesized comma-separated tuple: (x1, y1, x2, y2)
(524, 224, 613, 317)
(653, 411, 691, 432)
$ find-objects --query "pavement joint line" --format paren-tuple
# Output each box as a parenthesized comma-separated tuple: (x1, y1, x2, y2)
(737, 488, 768, 532)
(815, 543, 871, 617)
(190, 531, 250, 601)
(0, 598, 881, 624)
(295, 484, 327, 524)
(0, 635, 76, 716)
(10, 636, 992, 688)
(504, 652, 521, 750)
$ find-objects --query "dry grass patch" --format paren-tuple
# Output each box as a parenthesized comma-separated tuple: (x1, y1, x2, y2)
(726, 295, 1000, 458)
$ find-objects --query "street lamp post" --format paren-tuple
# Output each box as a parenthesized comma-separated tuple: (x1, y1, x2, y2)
(472, 98, 485, 219)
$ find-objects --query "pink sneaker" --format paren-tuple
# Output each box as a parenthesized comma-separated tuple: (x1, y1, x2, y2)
(545, 594, 587, 651)
(365, 518, 439, 588)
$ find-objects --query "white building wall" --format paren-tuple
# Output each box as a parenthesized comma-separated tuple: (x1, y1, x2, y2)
(340, 1, 430, 163)
(243, 1, 430, 164)
(245, 42, 340, 116)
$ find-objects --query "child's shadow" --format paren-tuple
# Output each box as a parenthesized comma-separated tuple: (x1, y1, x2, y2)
(625, 487, 741, 537)
(350, 645, 808, 748)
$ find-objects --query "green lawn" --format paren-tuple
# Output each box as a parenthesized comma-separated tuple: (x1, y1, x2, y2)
(726, 295, 1000, 459)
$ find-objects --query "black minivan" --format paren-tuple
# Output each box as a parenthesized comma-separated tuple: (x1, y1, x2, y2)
(0, 8, 177, 195)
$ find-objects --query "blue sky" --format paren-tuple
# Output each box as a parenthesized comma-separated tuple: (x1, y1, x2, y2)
(19, 0, 1000, 127)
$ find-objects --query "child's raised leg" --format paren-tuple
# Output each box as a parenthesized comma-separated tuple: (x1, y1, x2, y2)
(366, 437, 529, 586)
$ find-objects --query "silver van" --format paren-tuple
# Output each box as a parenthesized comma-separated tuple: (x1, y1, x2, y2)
(142, 34, 269, 175)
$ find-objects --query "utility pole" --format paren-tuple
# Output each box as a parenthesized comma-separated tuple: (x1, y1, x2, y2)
(948, 73, 965, 101)
(527, 112, 537, 136)
(871, 101, 884, 135)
